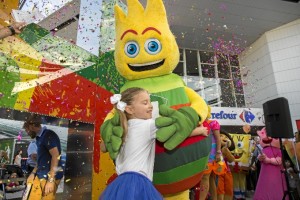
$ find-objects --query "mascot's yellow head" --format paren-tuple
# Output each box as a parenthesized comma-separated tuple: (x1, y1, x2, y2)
(114, 0, 179, 80)
(230, 134, 251, 165)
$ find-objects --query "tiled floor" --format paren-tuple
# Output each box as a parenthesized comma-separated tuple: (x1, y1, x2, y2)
(245, 190, 254, 199)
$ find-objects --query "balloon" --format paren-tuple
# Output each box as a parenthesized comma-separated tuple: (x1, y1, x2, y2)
(243, 124, 251, 133)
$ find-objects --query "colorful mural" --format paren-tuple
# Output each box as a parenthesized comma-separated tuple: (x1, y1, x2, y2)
(0, 23, 125, 198)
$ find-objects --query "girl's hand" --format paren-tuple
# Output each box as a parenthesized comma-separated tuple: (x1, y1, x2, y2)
(189, 125, 208, 137)
(215, 153, 221, 162)
(197, 125, 208, 136)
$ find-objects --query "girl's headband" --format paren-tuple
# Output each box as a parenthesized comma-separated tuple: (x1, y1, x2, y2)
(110, 94, 127, 112)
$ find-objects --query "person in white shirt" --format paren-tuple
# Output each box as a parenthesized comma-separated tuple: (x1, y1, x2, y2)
(100, 87, 208, 200)
(26, 140, 37, 174)
(13, 149, 22, 167)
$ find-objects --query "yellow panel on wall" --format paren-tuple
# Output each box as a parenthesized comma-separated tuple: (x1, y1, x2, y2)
(0, 1, 19, 26)
(92, 152, 115, 199)
(0, 0, 19, 14)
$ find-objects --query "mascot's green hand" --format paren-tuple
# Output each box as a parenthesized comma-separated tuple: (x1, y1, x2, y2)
(155, 105, 199, 150)
(100, 112, 123, 160)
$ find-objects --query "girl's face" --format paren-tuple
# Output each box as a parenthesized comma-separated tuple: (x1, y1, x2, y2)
(10, 173, 17, 178)
(220, 134, 231, 147)
(126, 91, 153, 120)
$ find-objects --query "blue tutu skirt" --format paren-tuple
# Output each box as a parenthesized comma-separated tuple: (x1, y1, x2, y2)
(100, 171, 163, 200)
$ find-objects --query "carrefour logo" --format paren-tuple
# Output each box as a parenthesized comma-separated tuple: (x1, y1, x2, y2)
(211, 111, 237, 119)
(239, 110, 255, 123)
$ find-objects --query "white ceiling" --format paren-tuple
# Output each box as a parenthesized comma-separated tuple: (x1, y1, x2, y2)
(39, 0, 300, 52)
(159, 0, 300, 51)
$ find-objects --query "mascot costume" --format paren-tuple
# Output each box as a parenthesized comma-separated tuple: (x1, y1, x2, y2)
(228, 133, 252, 199)
(217, 131, 235, 200)
(253, 127, 288, 200)
(100, 0, 211, 199)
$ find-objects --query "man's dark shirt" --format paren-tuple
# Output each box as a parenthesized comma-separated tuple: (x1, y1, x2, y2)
(36, 127, 64, 180)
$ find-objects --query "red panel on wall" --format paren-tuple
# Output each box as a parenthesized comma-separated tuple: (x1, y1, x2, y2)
(29, 61, 112, 123)
(296, 120, 300, 131)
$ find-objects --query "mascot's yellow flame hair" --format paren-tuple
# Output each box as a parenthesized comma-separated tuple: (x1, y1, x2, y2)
(114, 0, 179, 80)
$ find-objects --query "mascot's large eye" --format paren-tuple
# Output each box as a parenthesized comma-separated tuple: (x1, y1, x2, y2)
(144, 39, 161, 55)
(237, 141, 244, 149)
(125, 41, 139, 58)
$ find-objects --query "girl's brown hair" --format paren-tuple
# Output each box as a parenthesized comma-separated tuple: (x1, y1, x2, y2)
(114, 87, 148, 142)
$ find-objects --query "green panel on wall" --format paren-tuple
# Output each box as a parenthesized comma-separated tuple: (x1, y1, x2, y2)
(0, 55, 19, 108)
(91, 51, 126, 94)
(19, 23, 49, 45)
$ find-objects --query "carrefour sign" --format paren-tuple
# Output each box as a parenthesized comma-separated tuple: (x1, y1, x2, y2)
(210, 107, 264, 126)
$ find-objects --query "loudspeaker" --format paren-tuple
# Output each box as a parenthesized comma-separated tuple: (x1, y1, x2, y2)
(263, 97, 294, 138)
(282, 0, 300, 3)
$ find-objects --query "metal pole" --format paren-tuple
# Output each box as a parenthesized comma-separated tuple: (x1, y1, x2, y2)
(279, 138, 295, 200)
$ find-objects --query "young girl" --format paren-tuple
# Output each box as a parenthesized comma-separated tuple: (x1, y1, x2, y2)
(100, 87, 208, 200)
(5, 172, 20, 191)
(198, 112, 224, 200)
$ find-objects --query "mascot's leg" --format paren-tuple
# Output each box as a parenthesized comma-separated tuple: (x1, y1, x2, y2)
(232, 172, 241, 199)
(239, 173, 246, 199)
(232, 172, 246, 199)
(209, 173, 217, 200)
(216, 174, 225, 200)
(199, 173, 210, 200)
(163, 190, 189, 200)
(223, 172, 233, 200)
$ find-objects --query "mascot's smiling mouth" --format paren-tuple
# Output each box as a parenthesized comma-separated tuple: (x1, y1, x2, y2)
(233, 152, 244, 159)
(128, 59, 165, 72)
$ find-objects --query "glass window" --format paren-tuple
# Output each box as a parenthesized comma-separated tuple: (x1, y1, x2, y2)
(179, 48, 184, 61)
(231, 66, 241, 78)
(186, 76, 202, 93)
(186, 50, 199, 76)
(174, 62, 184, 76)
(187, 65, 199, 76)
(217, 55, 231, 79)
(218, 65, 231, 79)
(200, 51, 215, 64)
(232, 66, 244, 94)
(178, 49, 242, 108)
(203, 78, 221, 103)
(201, 64, 215, 78)
(236, 94, 245, 107)
(220, 79, 236, 107)
(208, 98, 221, 106)
(233, 79, 244, 94)
(229, 55, 239, 66)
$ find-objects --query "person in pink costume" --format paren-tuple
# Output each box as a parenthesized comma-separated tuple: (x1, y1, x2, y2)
(253, 127, 288, 200)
